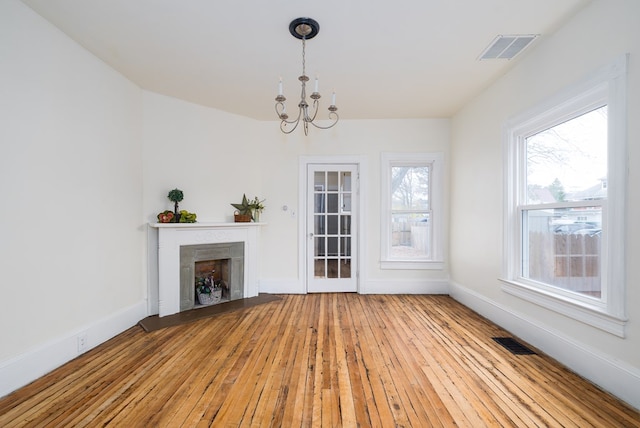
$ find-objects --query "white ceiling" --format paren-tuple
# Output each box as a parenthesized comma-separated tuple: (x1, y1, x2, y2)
(20, 0, 590, 121)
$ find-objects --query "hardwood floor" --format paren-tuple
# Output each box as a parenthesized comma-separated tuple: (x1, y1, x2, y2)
(1, 294, 638, 427)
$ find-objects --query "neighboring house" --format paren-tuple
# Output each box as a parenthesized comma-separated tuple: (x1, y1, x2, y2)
(566, 178, 608, 201)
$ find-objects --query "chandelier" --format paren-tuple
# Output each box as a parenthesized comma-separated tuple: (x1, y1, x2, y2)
(275, 17, 339, 135)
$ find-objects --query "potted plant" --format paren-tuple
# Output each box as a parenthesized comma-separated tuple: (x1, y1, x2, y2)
(251, 196, 266, 222)
(168, 188, 184, 222)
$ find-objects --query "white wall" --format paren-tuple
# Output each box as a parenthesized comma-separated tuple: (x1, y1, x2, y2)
(142, 92, 265, 225)
(142, 94, 450, 299)
(450, 0, 640, 409)
(0, 0, 146, 396)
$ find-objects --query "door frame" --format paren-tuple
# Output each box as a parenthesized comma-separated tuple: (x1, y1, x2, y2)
(299, 155, 367, 294)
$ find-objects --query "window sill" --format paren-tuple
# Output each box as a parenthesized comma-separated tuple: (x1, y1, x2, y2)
(381, 260, 444, 270)
(499, 278, 627, 337)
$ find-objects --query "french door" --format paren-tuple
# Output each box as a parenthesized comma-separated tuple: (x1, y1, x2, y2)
(307, 164, 358, 292)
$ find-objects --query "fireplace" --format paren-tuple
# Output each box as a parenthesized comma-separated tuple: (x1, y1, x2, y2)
(180, 242, 244, 311)
(149, 222, 262, 317)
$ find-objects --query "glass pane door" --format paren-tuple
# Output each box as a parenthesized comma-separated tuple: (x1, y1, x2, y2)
(307, 164, 357, 292)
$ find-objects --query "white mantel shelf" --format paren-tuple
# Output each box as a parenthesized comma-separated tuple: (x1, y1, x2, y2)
(150, 222, 266, 228)
(148, 222, 264, 317)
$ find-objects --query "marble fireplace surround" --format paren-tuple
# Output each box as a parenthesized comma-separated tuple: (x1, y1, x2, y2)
(150, 223, 262, 317)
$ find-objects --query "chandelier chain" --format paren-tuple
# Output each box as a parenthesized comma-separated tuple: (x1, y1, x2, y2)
(301, 37, 306, 77)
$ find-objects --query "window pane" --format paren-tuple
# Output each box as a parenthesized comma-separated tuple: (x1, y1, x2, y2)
(314, 259, 325, 278)
(526, 106, 607, 204)
(327, 215, 338, 235)
(340, 237, 351, 257)
(327, 194, 339, 214)
(327, 171, 339, 191)
(327, 259, 339, 278)
(341, 172, 351, 191)
(314, 194, 325, 214)
(391, 166, 430, 210)
(340, 259, 351, 278)
(523, 207, 601, 297)
(390, 212, 430, 259)
(314, 236, 325, 256)
(314, 214, 325, 234)
(340, 215, 351, 235)
(342, 194, 351, 212)
(327, 237, 338, 256)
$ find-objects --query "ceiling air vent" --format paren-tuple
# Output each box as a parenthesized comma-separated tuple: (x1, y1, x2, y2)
(478, 34, 539, 60)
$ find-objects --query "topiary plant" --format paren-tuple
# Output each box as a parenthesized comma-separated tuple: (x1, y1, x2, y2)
(167, 188, 184, 220)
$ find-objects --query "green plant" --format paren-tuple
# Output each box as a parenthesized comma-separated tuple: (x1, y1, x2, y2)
(251, 196, 266, 213)
(167, 188, 184, 203)
(178, 210, 197, 223)
(167, 188, 184, 217)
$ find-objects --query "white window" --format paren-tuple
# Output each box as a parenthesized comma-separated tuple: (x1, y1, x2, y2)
(381, 152, 444, 269)
(503, 55, 628, 336)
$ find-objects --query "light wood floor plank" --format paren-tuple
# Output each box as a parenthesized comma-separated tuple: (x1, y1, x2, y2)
(0, 294, 638, 427)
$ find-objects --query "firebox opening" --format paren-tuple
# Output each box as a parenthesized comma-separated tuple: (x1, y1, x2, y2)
(180, 242, 245, 312)
(194, 259, 231, 306)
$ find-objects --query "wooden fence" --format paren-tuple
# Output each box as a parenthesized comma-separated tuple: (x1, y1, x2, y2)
(528, 231, 600, 296)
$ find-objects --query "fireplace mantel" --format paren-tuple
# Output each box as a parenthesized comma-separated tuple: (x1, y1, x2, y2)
(151, 222, 264, 230)
(149, 222, 264, 317)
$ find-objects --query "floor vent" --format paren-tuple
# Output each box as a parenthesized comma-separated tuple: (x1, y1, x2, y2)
(492, 337, 536, 355)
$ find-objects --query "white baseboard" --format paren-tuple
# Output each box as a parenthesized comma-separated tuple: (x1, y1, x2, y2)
(0, 300, 147, 399)
(259, 278, 450, 295)
(259, 279, 306, 294)
(361, 278, 450, 294)
(449, 280, 640, 411)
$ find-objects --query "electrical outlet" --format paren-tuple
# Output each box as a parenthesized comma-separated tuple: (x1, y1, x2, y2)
(77, 333, 88, 353)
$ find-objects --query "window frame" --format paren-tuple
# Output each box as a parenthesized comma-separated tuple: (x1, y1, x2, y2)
(502, 55, 628, 336)
(381, 152, 444, 270)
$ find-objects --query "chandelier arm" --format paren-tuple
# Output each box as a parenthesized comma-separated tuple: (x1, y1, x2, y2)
(301, 103, 313, 123)
(279, 107, 304, 134)
(275, 102, 287, 119)
(279, 105, 303, 125)
(309, 112, 339, 130)
(306, 98, 320, 122)
(280, 117, 301, 134)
